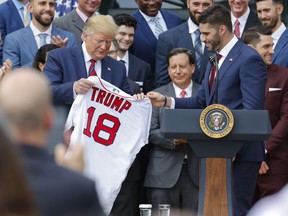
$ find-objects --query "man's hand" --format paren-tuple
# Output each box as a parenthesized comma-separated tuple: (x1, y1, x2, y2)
(0, 59, 12, 80)
(147, 91, 167, 107)
(259, 161, 269, 174)
(133, 92, 146, 100)
(55, 144, 84, 173)
(73, 78, 94, 94)
(51, 35, 68, 48)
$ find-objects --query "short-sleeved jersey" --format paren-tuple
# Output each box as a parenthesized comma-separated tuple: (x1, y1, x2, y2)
(65, 76, 152, 214)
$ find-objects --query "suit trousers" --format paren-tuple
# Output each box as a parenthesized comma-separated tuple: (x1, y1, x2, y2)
(147, 164, 198, 216)
(233, 161, 261, 216)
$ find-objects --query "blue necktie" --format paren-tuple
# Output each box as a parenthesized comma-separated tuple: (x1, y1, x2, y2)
(151, 17, 164, 39)
(194, 29, 202, 69)
(39, 33, 47, 47)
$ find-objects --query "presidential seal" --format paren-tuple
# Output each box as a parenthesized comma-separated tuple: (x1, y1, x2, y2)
(199, 104, 234, 138)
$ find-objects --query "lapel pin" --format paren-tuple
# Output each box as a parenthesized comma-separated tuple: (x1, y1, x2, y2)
(107, 67, 111, 71)
(229, 58, 233, 61)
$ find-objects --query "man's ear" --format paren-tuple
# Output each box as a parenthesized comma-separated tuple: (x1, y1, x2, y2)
(28, 3, 33, 13)
(277, 3, 284, 15)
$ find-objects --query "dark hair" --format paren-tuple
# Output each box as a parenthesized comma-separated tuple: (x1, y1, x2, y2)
(198, 4, 232, 33)
(254, 0, 282, 4)
(32, 44, 60, 71)
(243, 26, 272, 46)
(167, 48, 195, 65)
(113, 13, 137, 29)
(0, 118, 37, 216)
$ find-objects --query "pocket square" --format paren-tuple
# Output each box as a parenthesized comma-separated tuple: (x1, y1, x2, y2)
(269, 87, 282, 92)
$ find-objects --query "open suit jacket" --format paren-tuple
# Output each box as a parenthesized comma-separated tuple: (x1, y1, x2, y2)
(174, 39, 267, 215)
(263, 63, 288, 175)
(0, 0, 29, 65)
(131, 9, 182, 89)
(145, 81, 200, 188)
(43, 45, 132, 106)
(272, 28, 288, 68)
(53, 9, 84, 44)
(155, 21, 210, 87)
(175, 40, 266, 162)
(20, 145, 105, 216)
(3, 25, 78, 69)
(128, 53, 152, 93)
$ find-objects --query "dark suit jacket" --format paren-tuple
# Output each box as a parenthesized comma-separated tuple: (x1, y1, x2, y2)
(145, 81, 200, 188)
(131, 9, 182, 89)
(0, 0, 29, 65)
(241, 10, 261, 39)
(128, 53, 152, 93)
(272, 28, 288, 68)
(43, 45, 132, 106)
(264, 63, 288, 175)
(155, 21, 210, 87)
(53, 9, 84, 44)
(128, 78, 141, 95)
(19, 145, 104, 216)
(175, 40, 267, 162)
(3, 25, 78, 68)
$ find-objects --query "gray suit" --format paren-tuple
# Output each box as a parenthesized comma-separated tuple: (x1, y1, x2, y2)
(145, 81, 200, 213)
(53, 9, 84, 44)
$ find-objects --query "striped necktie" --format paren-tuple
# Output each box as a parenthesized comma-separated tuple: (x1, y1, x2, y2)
(234, 19, 240, 38)
(150, 17, 164, 39)
(194, 29, 202, 70)
(23, 5, 30, 27)
(89, 59, 97, 76)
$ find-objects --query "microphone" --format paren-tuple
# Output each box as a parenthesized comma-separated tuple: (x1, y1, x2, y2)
(209, 54, 217, 66)
(209, 54, 220, 103)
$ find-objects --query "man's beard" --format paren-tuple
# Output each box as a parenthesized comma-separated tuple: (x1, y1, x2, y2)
(34, 14, 53, 27)
(189, 11, 199, 25)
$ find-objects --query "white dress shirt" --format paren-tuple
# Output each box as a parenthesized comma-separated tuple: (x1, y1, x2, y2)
(30, 22, 52, 48)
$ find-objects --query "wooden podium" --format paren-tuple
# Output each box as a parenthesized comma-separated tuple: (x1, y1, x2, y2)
(160, 109, 271, 216)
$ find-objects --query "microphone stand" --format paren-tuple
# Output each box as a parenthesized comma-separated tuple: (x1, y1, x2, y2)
(214, 56, 219, 104)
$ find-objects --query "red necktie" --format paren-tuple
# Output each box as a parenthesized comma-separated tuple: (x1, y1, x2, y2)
(234, 19, 240, 38)
(180, 89, 187, 98)
(209, 54, 222, 91)
(89, 59, 97, 76)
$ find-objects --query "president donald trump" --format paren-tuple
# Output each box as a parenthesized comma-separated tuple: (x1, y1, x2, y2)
(43, 15, 132, 108)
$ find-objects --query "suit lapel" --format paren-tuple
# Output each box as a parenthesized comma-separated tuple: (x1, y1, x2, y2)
(71, 9, 85, 32)
(72, 46, 87, 79)
(208, 40, 242, 104)
(165, 83, 176, 97)
(272, 29, 288, 62)
(181, 22, 194, 50)
(101, 58, 112, 82)
(161, 10, 173, 29)
(9, 0, 24, 29)
(24, 27, 38, 56)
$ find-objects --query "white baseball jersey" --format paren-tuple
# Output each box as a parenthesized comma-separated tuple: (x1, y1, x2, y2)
(65, 76, 152, 215)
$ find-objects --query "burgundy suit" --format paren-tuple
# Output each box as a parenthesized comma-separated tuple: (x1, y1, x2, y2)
(255, 63, 288, 200)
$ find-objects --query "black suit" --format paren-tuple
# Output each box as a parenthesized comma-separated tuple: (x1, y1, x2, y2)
(241, 10, 261, 39)
(19, 145, 104, 216)
(128, 53, 152, 93)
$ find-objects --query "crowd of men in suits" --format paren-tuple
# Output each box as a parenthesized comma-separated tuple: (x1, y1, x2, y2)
(0, 0, 288, 215)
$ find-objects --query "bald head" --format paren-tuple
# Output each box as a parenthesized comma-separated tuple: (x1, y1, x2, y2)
(0, 69, 52, 133)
